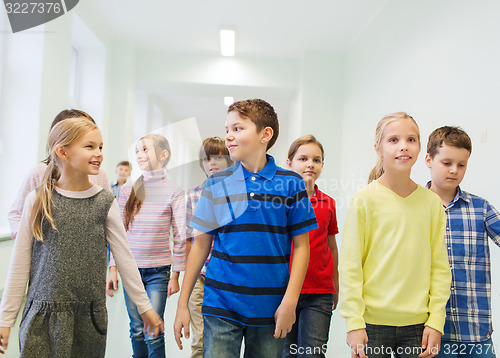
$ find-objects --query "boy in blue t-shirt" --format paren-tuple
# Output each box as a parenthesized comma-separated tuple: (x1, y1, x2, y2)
(174, 99, 318, 358)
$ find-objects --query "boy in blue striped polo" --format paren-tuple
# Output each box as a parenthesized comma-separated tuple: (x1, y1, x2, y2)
(425, 126, 500, 358)
(174, 99, 317, 358)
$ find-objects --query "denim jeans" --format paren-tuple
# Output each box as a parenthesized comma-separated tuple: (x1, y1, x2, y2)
(123, 265, 170, 358)
(282, 293, 333, 358)
(437, 338, 496, 358)
(364, 323, 425, 358)
(203, 315, 285, 358)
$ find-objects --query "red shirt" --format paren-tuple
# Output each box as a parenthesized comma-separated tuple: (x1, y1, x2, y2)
(295, 186, 339, 294)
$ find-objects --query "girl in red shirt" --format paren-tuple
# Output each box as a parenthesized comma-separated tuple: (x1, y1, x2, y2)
(283, 135, 339, 358)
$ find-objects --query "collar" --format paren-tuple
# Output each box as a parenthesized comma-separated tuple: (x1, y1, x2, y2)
(311, 185, 327, 202)
(143, 169, 166, 181)
(426, 181, 470, 207)
(111, 180, 118, 186)
(235, 154, 278, 181)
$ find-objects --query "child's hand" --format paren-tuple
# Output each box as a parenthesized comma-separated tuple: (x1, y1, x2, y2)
(140, 309, 164, 338)
(346, 328, 368, 358)
(0, 327, 10, 354)
(274, 300, 296, 339)
(167, 275, 180, 298)
(106, 266, 118, 297)
(333, 293, 339, 310)
(173, 305, 190, 350)
(419, 326, 441, 358)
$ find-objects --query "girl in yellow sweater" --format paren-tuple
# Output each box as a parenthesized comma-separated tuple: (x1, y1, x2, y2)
(339, 112, 451, 358)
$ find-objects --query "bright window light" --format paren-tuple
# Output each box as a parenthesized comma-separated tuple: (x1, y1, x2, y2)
(220, 29, 235, 57)
(224, 96, 234, 106)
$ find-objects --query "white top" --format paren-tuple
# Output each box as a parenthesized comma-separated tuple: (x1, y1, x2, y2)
(8, 163, 111, 239)
(0, 185, 152, 327)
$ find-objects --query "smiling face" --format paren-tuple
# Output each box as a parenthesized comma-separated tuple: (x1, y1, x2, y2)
(376, 119, 421, 175)
(135, 137, 168, 171)
(225, 111, 269, 162)
(202, 154, 231, 176)
(426, 143, 469, 195)
(287, 143, 324, 185)
(61, 129, 103, 176)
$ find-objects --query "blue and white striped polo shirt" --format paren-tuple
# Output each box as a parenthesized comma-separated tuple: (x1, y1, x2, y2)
(190, 155, 318, 326)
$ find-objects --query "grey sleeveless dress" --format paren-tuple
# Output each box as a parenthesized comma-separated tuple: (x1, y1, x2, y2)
(18, 189, 115, 358)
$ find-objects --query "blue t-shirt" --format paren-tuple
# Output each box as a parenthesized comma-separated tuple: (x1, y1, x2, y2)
(190, 155, 318, 326)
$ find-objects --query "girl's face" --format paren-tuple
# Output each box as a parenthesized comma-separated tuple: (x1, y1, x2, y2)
(136, 138, 168, 171)
(202, 154, 230, 176)
(60, 129, 103, 176)
(287, 143, 324, 185)
(376, 119, 420, 174)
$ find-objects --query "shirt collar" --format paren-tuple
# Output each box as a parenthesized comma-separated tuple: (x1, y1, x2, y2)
(311, 185, 327, 202)
(143, 168, 166, 181)
(426, 181, 470, 207)
(236, 154, 278, 181)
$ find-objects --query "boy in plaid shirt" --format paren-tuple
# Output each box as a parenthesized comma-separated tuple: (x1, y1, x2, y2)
(426, 126, 500, 358)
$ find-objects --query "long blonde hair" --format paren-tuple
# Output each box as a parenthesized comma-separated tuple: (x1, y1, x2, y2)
(31, 118, 99, 241)
(368, 112, 420, 183)
(124, 134, 171, 230)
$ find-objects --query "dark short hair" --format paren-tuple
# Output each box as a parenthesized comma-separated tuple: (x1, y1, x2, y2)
(227, 99, 279, 150)
(198, 137, 233, 169)
(117, 161, 132, 169)
(427, 126, 472, 158)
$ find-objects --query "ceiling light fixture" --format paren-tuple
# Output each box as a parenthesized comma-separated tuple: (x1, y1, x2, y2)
(220, 29, 235, 57)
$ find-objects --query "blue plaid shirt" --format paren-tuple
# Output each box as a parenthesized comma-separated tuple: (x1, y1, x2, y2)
(436, 185, 500, 342)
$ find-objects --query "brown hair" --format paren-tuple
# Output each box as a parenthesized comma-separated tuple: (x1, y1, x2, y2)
(117, 160, 132, 169)
(198, 136, 233, 170)
(427, 126, 472, 159)
(51, 109, 95, 129)
(227, 99, 279, 150)
(287, 135, 325, 162)
(368, 112, 420, 183)
(124, 134, 171, 230)
(31, 118, 99, 241)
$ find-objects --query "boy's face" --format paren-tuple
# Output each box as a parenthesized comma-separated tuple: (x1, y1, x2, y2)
(116, 164, 131, 181)
(225, 111, 269, 162)
(202, 155, 231, 176)
(425, 143, 470, 193)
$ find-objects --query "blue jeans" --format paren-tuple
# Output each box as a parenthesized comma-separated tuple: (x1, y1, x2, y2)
(364, 323, 425, 358)
(437, 338, 496, 358)
(123, 265, 170, 358)
(203, 315, 285, 358)
(282, 294, 333, 358)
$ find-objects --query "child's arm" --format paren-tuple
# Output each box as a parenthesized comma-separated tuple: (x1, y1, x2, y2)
(327, 234, 339, 310)
(485, 200, 500, 245)
(419, 326, 441, 358)
(274, 232, 310, 339)
(174, 231, 213, 350)
(0, 193, 36, 332)
(105, 201, 164, 335)
(0, 327, 9, 354)
(346, 328, 368, 358)
(169, 190, 187, 298)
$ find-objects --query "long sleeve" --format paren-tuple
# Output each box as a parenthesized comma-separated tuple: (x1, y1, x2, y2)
(425, 200, 452, 334)
(170, 190, 186, 272)
(106, 201, 152, 314)
(0, 192, 37, 327)
(8, 164, 45, 239)
(339, 194, 367, 332)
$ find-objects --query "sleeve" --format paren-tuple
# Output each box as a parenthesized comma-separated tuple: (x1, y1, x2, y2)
(328, 198, 339, 236)
(106, 201, 153, 314)
(8, 165, 43, 239)
(0, 192, 37, 327)
(338, 193, 367, 332)
(190, 181, 218, 235)
(484, 200, 500, 247)
(108, 184, 132, 267)
(185, 190, 195, 242)
(287, 178, 318, 237)
(425, 199, 452, 334)
(170, 190, 187, 272)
